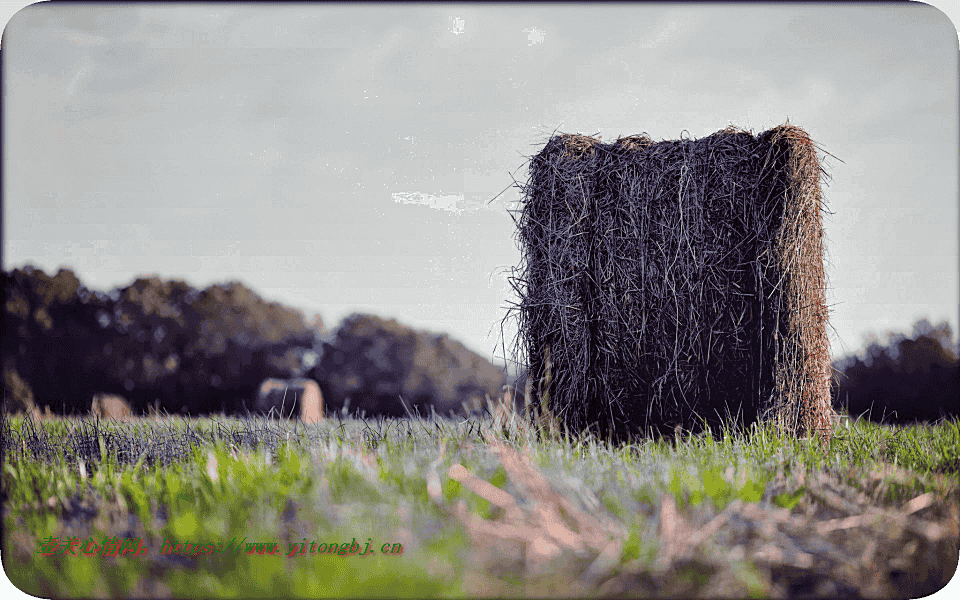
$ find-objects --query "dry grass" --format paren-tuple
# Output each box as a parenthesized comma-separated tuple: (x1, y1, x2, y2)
(3, 395, 956, 598)
(434, 394, 958, 597)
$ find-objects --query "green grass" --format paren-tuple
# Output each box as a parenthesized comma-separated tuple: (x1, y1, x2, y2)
(2, 409, 958, 598)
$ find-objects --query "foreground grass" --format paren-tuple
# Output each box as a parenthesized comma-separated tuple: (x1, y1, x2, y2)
(2, 406, 958, 598)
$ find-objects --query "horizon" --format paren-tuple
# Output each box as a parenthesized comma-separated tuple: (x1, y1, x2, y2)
(5, 258, 957, 371)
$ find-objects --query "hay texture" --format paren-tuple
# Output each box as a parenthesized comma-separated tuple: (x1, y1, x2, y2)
(508, 124, 833, 442)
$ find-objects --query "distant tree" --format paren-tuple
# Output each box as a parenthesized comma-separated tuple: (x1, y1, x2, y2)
(98, 278, 315, 415)
(184, 281, 314, 414)
(92, 276, 200, 414)
(2, 265, 105, 414)
(312, 313, 505, 418)
(3, 266, 319, 416)
(832, 319, 959, 424)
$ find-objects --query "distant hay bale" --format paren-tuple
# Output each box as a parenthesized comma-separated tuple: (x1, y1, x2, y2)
(91, 393, 134, 421)
(4, 368, 41, 418)
(506, 124, 834, 442)
(256, 378, 323, 423)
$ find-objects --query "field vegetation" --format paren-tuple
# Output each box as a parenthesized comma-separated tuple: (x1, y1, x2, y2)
(2, 397, 957, 598)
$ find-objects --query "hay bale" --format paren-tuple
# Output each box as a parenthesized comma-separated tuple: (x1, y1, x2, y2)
(507, 124, 833, 442)
(91, 393, 134, 421)
(4, 368, 41, 418)
(256, 378, 323, 423)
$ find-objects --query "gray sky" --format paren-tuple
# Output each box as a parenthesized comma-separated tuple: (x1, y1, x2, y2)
(3, 2, 958, 369)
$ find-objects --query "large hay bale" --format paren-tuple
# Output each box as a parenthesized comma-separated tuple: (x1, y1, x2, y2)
(507, 124, 834, 442)
(256, 378, 324, 423)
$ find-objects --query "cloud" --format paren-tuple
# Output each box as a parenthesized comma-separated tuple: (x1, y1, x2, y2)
(392, 191, 464, 214)
(640, 19, 681, 48)
(64, 54, 94, 97)
(60, 5, 141, 37)
(522, 26, 546, 46)
(390, 190, 506, 214)
(7, 5, 159, 99)
(435, 8, 482, 48)
(85, 40, 160, 94)
(366, 24, 405, 67)
(60, 30, 111, 47)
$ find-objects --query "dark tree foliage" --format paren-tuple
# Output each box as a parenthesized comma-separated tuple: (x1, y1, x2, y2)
(312, 313, 505, 418)
(3, 266, 318, 416)
(832, 319, 959, 424)
(180, 280, 315, 415)
(2, 265, 106, 414)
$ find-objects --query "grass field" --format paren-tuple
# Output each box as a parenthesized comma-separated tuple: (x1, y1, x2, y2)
(2, 399, 958, 598)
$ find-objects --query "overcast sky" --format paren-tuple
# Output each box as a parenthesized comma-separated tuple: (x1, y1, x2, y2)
(2, 2, 958, 369)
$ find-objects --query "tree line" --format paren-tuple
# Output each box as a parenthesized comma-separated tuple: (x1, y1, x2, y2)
(4, 265, 955, 425)
(3, 265, 320, 416)
(3, 265, 506, 420)
(831, 319, 959, 424)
